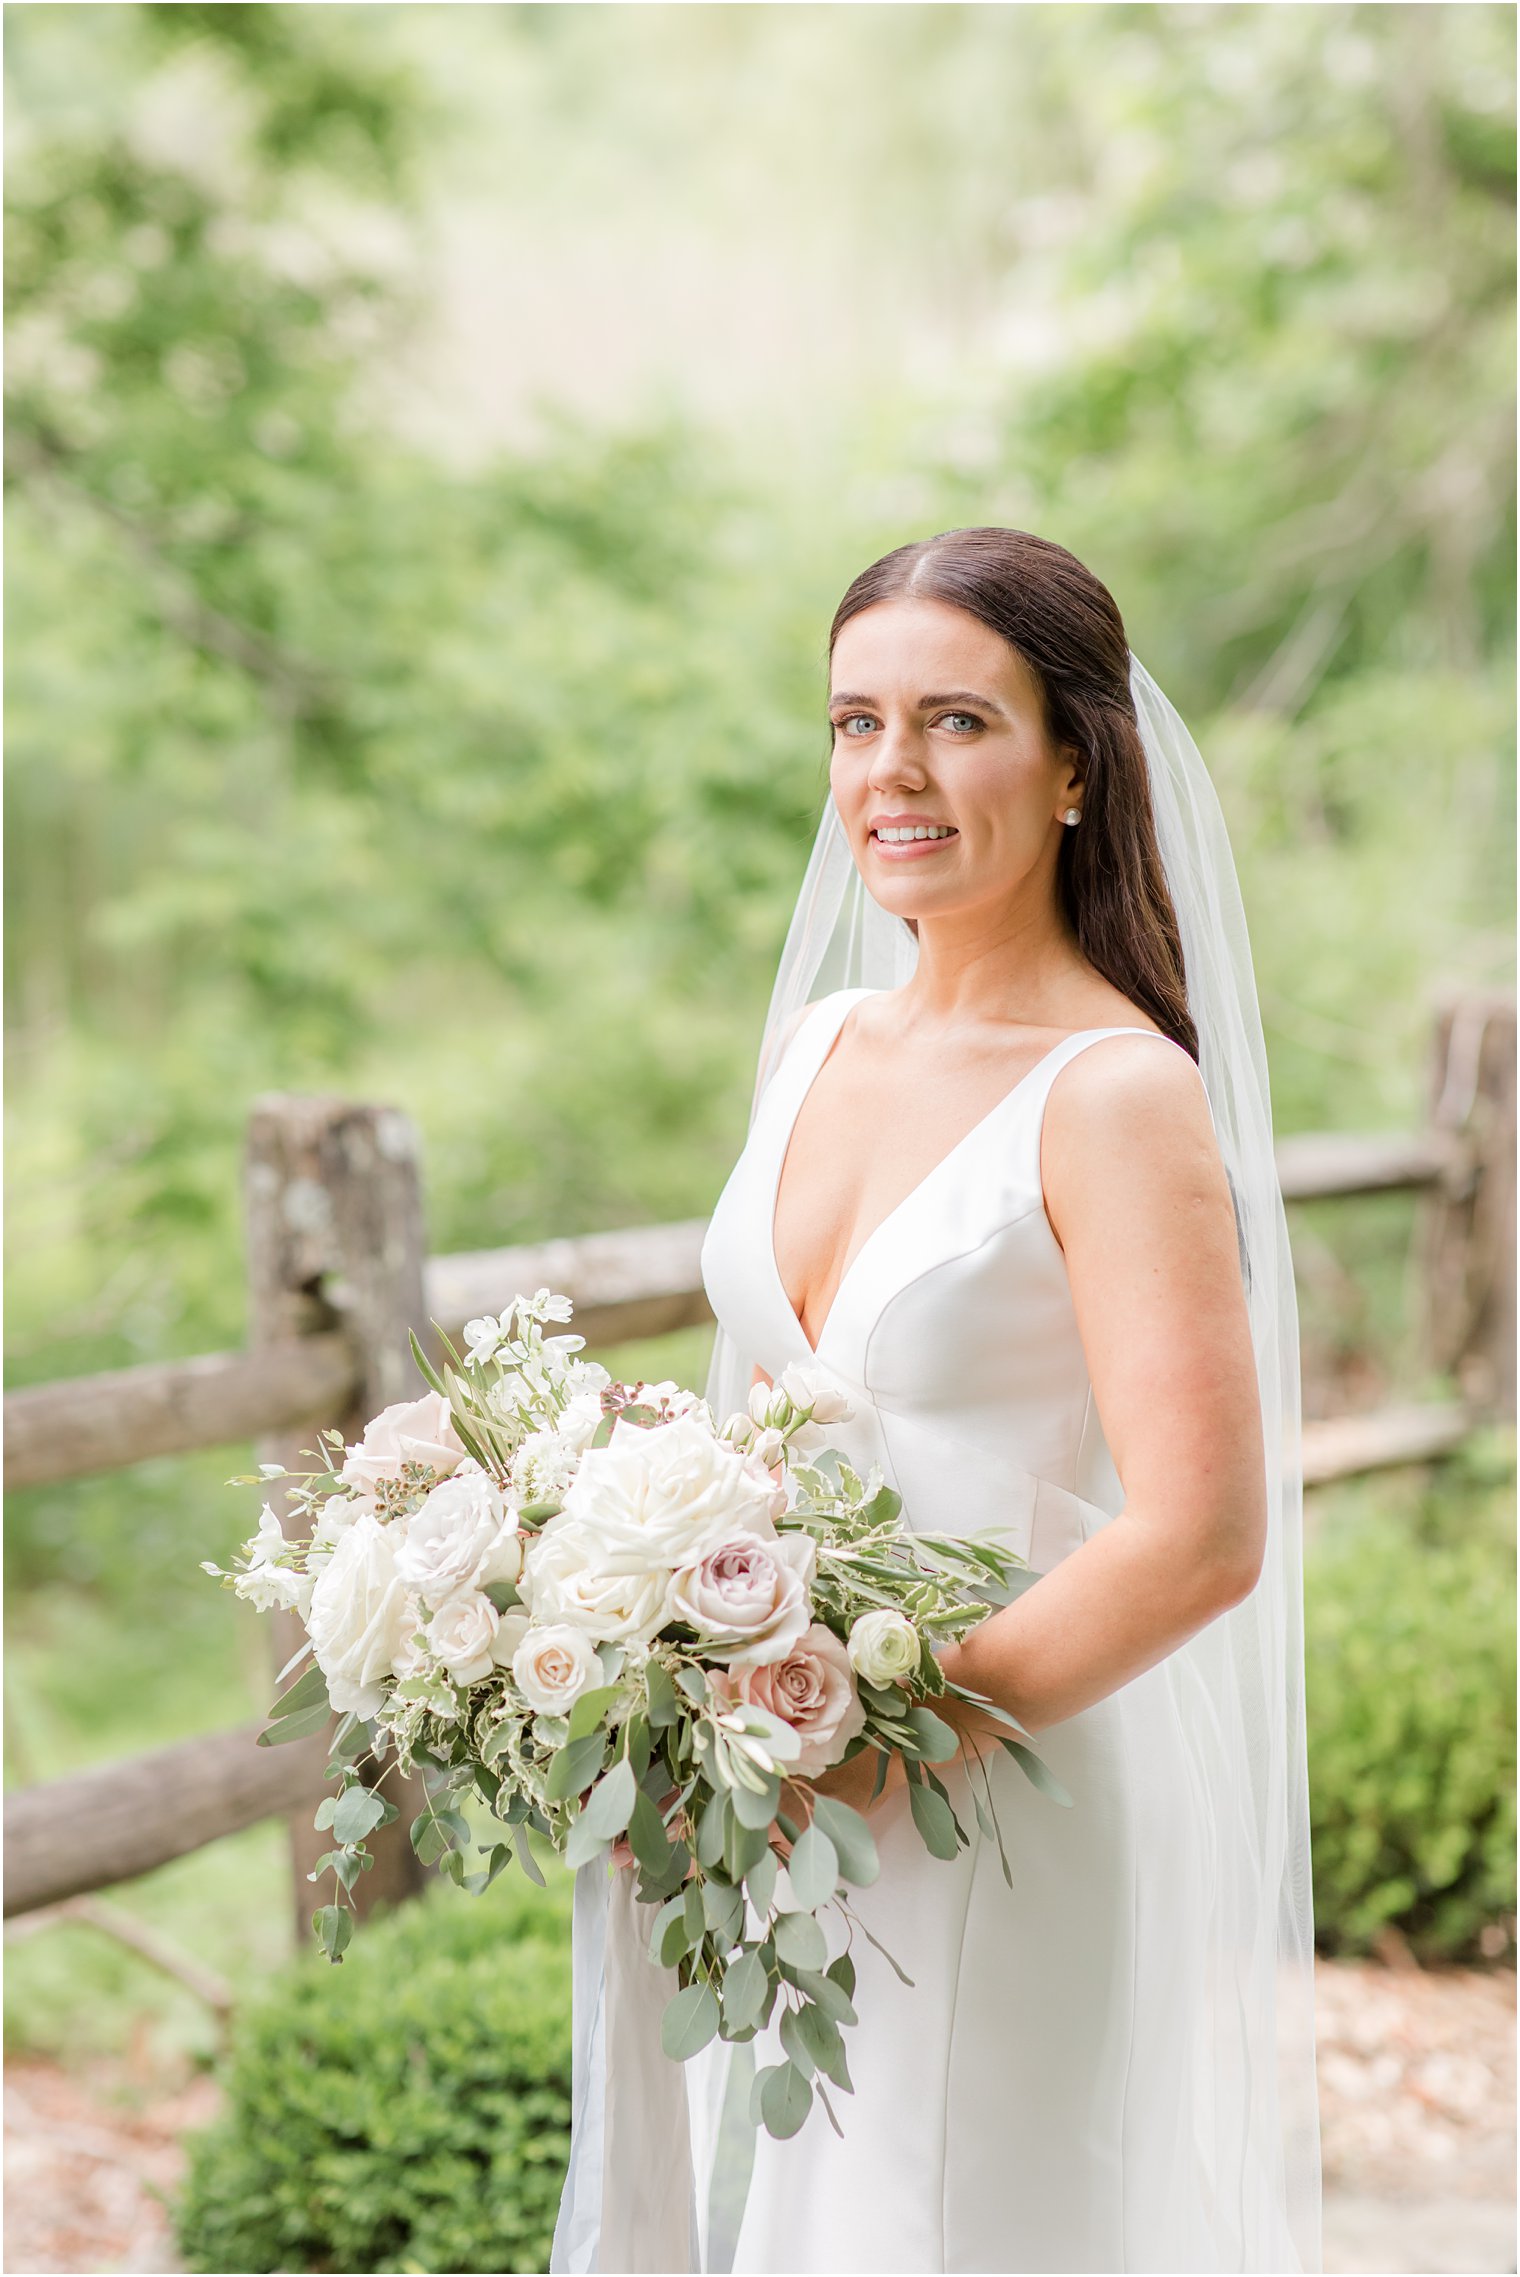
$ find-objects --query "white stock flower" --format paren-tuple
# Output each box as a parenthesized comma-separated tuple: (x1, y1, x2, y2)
(560, 1409, 777, 1573)
(231, 1505, 311, 1616)
(426, 1591, 503, 1685)
(521, 1517, 672, 1645)
(512, 1622, 601, 1715)
(306, 1511, 414, 1717)
(668, 1530, 816, 1667)
(464, 1314, 508, 1366)
(339, 1391, 467, 1494)
(395, 1466, 521, 1601)
(847, 1607, 921, 1687)
(517, 1287, 575, 1327)
(509, 1429, 581, 1507)
(636, 1379, 705, 1419)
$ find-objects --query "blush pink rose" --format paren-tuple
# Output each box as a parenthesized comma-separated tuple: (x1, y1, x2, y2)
(713, 1621, 866, 1776)
(668, 1530, 815, 1667)
(340, 1391, 467, 1496)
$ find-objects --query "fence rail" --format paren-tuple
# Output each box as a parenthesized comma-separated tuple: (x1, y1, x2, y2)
(4, 993, 1513, 1925)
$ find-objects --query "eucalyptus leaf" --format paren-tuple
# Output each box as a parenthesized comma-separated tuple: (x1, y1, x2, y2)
(907, 1775, 960, 1860)
(810, 1797, 880, 1887)
(257, 1702, 333, 1746)
(786, 1825, 839, 1911)
(546, 1731, 609, 1801)
(312, 1904, 352, 1963)
(729, 1770, 781, 1832)
(773, 1908, 827, 1972)
(331, 1785, 388, 1846)
(628, 1784, 674, 1875)
(267, 1662, 331, 1721)
(778, 2005, 816, 2079)
(661, 1982, 720, 2061)
(760, 2059, 813, 2140)
(721, 1947, 769, 2032)
(744, 1846, 778, 1920)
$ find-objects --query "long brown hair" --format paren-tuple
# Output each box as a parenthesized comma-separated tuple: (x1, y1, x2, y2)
(828, 527, 1198, 1061)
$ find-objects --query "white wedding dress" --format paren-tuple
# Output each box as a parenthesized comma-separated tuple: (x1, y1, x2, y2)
(695, 985, 1307, 2276)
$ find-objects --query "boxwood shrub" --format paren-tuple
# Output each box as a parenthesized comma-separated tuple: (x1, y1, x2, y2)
(1306, 1459, 1516, 1960)
(174, 1870, 574, 2274)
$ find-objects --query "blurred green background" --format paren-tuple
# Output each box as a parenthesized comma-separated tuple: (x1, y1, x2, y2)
(4, 0, 1514, 2099)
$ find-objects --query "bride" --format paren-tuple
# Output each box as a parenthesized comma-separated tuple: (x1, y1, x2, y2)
(552, 527, 1322, 2275)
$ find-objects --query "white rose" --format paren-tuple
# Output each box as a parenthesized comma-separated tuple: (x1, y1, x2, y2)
(311, 1491, 369, 1552)
(847, 1607, 921, 1687)
(778, 1362, 854, 1427)
(555, 1388, 608, 1453)
(669, 1530, 816, 1667)
(512, 1622, 602, 1716)
(339, 1390, 467, 1495)
(391, 1597, 429, 1681)
(521, 1517, 672, 1645)
(395, 1466, 521, 1602)
(426, 1591, 502, 1685)
(306, 1512, 413, 1717)
(561, 1409, 777, 1572)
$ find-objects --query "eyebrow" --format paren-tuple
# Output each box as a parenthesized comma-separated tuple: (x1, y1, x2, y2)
(828, 689, 1007, 714)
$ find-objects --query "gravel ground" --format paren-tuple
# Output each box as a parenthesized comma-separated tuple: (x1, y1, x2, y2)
(3, 1959, 1514, 2275)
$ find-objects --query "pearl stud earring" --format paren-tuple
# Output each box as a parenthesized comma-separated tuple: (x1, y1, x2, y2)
(1063, 808, 1081, 826)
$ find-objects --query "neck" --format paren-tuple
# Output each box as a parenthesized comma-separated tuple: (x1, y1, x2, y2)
(902, 889, 1089, 1028)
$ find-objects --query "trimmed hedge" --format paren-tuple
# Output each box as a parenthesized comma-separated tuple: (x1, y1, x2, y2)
(174, 1872, 573, 2275)
(1306, 1471, 1516, 1960)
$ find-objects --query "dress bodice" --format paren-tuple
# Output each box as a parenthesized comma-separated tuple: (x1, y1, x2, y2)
(700, 987, 1190, 1578)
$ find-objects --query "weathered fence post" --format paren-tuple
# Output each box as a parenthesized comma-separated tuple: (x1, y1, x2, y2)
(246, 1096, 434, 1937)
(1419, 992, 1517, 1421)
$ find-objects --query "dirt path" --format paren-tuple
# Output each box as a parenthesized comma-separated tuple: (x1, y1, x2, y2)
(4, 1961, 1514, 2274)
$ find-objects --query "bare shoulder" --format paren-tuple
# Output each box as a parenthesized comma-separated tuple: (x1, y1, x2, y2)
(1041, 1027, 1226, 1234)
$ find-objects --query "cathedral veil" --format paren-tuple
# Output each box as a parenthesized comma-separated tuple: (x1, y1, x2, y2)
(555, 652, 1323, 2275)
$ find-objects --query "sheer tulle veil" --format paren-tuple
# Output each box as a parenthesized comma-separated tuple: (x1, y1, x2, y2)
(553, 651, 1322, 2274)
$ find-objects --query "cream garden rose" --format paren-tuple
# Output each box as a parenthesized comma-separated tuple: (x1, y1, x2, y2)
(512, 1622, 602, 1716)
(669, 1530, 816, 1667)
(306, 1511, 414, 1717)
(561, 1408, 777, 1571)
(426, 1592, 504, 1685)
(395, 1465, 521, 1602)
(848, 1607, 921, 1687)
(521, 1516, 673, 1644)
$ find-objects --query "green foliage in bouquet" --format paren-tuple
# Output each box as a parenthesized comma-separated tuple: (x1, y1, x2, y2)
(173, 1877, 573, 2277)
(1306, 1478, 1516, 1961)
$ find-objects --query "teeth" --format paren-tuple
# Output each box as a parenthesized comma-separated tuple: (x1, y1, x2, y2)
(876, 825, 954, 843)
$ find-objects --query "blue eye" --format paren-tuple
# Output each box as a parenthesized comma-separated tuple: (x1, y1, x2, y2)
(940, 712, 982, 734)
(836, 714, 876, 737)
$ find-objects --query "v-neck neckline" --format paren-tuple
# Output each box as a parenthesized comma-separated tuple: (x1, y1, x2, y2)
(766, 990, 1159, 1360)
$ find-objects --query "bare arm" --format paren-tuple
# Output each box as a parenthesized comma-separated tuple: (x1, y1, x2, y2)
(937, 1037, 1267, 1740)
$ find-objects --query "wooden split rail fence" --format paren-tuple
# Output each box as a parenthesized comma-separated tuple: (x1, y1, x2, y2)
(4, 992, 1514, 1937)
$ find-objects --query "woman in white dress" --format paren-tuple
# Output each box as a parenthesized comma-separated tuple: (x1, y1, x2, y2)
(552, 527, 1321, 2277)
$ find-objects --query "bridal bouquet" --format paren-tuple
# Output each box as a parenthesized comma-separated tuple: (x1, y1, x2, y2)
(207, 1289, 1063, 2140)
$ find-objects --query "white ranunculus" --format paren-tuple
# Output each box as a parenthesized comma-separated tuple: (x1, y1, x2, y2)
(306, 1512, 414, 1717)
(560, 1409, 777, 1573)
(395, 1466, 521, 1601)
(426, 1591, 502, 1686)
(521, 1517, 672, 1645)
(339, 1390, 467, 1495)
(847, 1607, 921, 1687)
(512, 1622, 602, 1715)
(668, 1529, 816, 1667)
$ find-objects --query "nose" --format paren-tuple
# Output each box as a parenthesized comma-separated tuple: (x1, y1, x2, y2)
(863, 714, 929, 792)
